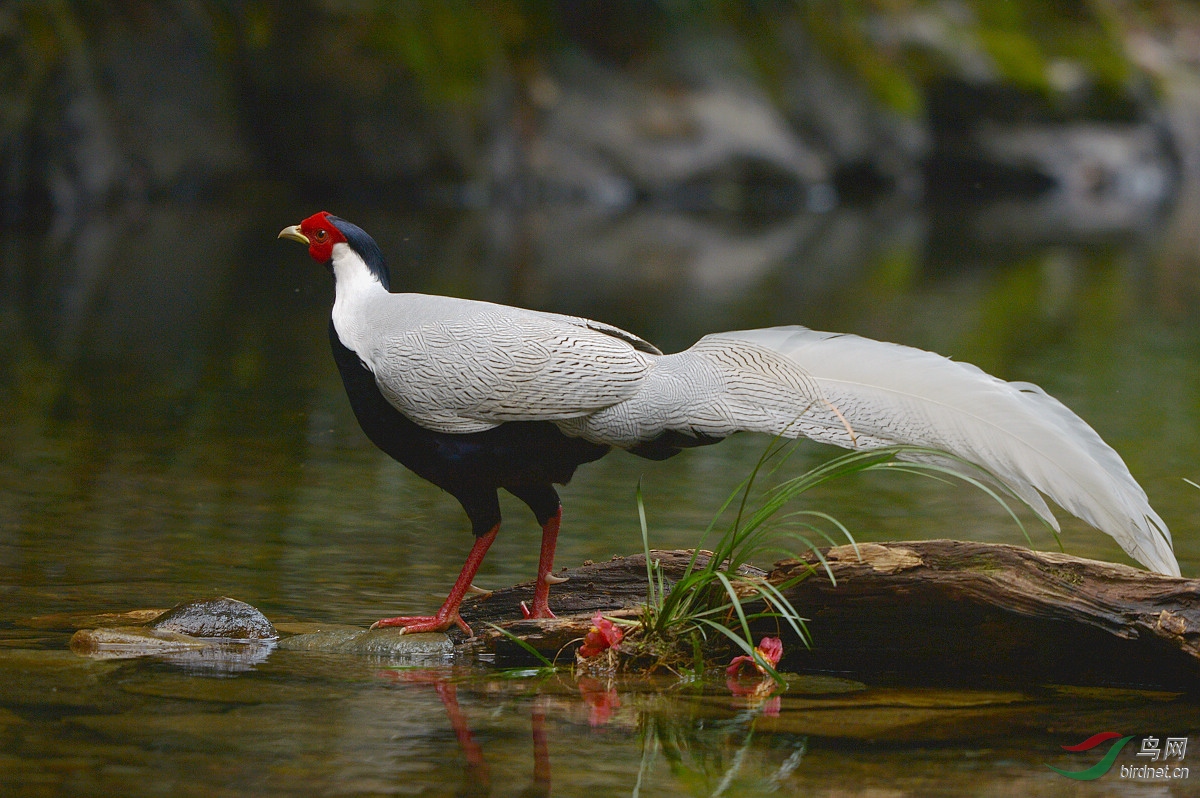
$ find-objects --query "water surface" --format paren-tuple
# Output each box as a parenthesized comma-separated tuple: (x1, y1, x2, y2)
(2, 197, 1198, 795)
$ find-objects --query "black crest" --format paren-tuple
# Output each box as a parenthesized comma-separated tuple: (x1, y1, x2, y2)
(327, 215, 391, 290)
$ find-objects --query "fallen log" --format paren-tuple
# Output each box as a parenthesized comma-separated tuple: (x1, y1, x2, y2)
(459, 541, 1200, 691)
(461, 550, 725, 662)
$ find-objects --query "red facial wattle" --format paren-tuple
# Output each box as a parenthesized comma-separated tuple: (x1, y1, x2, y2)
(299, 211, 346, 262)
(278, 211, 346, 262)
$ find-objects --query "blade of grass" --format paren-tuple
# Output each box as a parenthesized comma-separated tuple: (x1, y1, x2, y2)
(636, 479, 659, 610)
(485, 623, 557, 668)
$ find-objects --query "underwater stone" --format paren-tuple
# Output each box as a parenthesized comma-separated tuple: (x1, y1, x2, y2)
(69, 626, 208, 657)
(278, 628, 452, 658)
(69, 626, 275, 671)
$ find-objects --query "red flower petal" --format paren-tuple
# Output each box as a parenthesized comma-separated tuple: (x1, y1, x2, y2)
(758, 637, 783, 667)
(578, 613, 623, 658)
(726, 654, 757, 677)
(726, 637, 784, 676)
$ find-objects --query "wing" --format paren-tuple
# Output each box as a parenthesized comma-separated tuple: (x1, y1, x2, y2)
(360, 303, 654, 433)
(528, 310, 664, 355)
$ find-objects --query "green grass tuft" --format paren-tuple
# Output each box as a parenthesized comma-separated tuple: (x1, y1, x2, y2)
(619, 442, 1034, 680)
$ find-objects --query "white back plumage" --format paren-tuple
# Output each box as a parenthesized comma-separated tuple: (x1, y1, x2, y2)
(568, 326, 1177, 576)
(328, 241, 1177, 577)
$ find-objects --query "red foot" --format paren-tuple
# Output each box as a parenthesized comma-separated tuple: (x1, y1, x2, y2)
(522, 506, 564, 621)
(520, 601, 557, 620)
(371, 613, 472, 636)
(371, 524, 499, 637)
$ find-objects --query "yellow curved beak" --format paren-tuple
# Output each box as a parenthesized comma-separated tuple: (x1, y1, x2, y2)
(278, 224, 309, 245)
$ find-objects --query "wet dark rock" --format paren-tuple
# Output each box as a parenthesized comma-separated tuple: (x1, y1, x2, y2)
(69, 607, 278, 672)
(69, 625, 276, 672)
(66, 601, 449, 666)
(147, 597, 277, 641)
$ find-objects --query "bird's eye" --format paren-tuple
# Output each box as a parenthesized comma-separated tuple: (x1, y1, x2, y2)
(314, 229, 328, 242)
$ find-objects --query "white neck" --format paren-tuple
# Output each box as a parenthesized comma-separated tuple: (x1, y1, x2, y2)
(330, 242, 387, 360)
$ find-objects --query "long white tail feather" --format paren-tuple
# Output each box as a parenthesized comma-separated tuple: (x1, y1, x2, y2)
(321, 225, 1177, 576)
(570, 325, 1178, 576)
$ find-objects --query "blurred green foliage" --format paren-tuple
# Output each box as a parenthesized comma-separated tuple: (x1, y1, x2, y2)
(0, 0, 1168, 119)
(3, 0, 1197, 211)
(798, 0, 1136, 115)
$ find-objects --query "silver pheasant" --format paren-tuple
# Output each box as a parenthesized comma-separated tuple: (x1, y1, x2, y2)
(281, 212, 1179, 634)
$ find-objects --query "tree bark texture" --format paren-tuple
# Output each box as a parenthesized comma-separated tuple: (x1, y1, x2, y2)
(459, 541, 1200, 691)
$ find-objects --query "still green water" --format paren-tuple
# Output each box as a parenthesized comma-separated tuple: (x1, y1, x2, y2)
(2, 199, 1199, 795)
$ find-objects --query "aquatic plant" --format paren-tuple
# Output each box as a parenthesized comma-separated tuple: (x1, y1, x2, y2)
(612, 441, 1030, 681)
(489, 441, 1032, 680)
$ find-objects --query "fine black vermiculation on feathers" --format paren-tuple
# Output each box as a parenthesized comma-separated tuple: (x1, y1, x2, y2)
(288, 211, 1178, 578)
(329, 319, 615, 536)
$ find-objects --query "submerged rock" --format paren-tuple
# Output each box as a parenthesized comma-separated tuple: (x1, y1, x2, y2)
(69, 597, 277, 671)
(278, 628, 452, 659)
(70, 626, 207, 657)
(66, 597, 452, 666)
(69, 625, 275, 671)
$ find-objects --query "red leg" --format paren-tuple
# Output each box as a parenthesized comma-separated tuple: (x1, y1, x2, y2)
(521, 506, 565, 620)
(372, 524, 499, 635)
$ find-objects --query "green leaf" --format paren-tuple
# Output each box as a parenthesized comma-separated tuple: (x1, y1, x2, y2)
(485, 623, 556, 668)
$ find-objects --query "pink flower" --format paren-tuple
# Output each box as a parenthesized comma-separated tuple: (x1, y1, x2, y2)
(726, 636, 784, 677)
(578, 612, 623, 658)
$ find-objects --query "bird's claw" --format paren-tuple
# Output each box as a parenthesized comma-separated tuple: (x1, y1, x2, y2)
(543, 572, 569, 585)
(520, 601, 557, 620)
(370, 613, 473, 636)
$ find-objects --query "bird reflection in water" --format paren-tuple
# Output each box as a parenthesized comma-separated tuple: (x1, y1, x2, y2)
(376, 667, 802, 795)
(378, 669, 554, 796)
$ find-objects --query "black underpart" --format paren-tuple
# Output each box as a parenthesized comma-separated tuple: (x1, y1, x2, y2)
(329, 322, 610, 537)
(626, 429, 726, 461)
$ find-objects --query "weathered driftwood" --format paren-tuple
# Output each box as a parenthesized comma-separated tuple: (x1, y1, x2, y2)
(461, 550, 716, 661)
(459, 541, 1200, 691)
